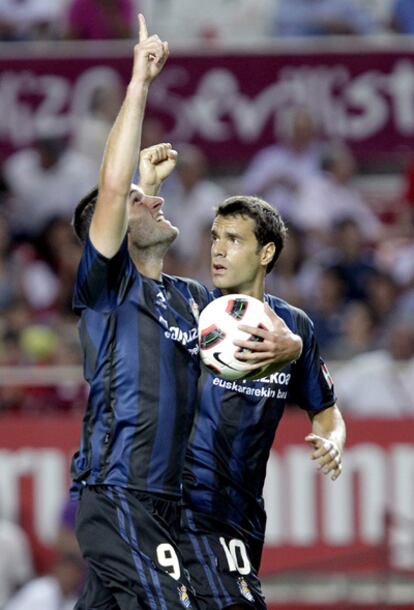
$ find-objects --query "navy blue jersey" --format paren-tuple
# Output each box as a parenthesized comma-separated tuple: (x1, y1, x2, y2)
(183, 293, 336, 544)
(71, 236, 211, 498)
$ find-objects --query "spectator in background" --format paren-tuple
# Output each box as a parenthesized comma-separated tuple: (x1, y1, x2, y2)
(356, 0, 395, 33)
(140, 0, 274, 46)
(1, 299, 43, 352)
(37, 217, 82, 314)
(66, 0, 137, 40)
(330, 300, 377, 359)
(391, 0, 414, 34)
(326, 218, 379, 301)
(3, 555, 83, 610)
(3, 118, 96, 240)
(2, 497, 83, 610)
(0, 214, 23, 310)
(242, 107, 321, 221)
(0, 519, 33, 608)
(304, 265, 348, 357)
(373, 168, 414, 306)
(274, 0, 378, 37)
(266, 223, 317, 307)
(395, 285, 414, 332)
(72, 84, 123, 174)
(292, 143, 383, 246)
(0, 0, 67, 41)
(0, 314, 84, 413)
(376, 213, 414, 291)
(161, 143, 226, 265)
(365, 271, 399, 338)
(334, 322, 414, 416)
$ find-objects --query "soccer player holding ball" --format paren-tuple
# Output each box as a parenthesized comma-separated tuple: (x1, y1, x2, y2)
(180, 196, 346, 610)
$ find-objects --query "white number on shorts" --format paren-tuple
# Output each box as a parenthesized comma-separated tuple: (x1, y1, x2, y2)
(219, 538, 251, 575)
(156, 543, 181, 580)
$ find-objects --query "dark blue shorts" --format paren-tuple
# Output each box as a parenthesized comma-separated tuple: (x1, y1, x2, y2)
(179, 508, 267, 610)
(75, 486, 197, 610)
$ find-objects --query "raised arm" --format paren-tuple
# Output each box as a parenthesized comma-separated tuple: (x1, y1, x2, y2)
(89, 14, 169, 258)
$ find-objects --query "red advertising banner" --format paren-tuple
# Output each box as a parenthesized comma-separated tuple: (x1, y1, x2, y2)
(261, 413, 414, 576)
(0, 415, 81, 571)
(1, 42, 414, 164)
(0, 412, 413, 576)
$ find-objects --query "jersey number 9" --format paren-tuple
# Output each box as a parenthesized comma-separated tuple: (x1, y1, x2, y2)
(156, 543, 181, 580)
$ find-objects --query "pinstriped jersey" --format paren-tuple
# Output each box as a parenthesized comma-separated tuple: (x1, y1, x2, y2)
(71, 236, 211, 497)
(183, 292, 336, 544)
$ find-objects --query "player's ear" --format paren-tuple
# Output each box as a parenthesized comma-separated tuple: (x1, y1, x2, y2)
(260, 242, 275, 267)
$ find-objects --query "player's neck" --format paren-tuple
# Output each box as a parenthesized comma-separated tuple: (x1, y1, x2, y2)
(129, 246, 165, 280)
(243, 287, 264, 301)
(223, 281, 264, 301)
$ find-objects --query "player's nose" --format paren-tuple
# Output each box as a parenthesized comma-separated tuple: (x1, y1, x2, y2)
(212, 240, 225, 257)
(141, 194, 164, 211)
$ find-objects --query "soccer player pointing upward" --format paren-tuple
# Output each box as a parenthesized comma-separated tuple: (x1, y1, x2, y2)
(71, 16, 210, 610)
(181, 196, 346, 610)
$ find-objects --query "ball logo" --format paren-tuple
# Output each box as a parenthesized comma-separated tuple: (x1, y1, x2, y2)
(225, 297, 248, 320)
(213, 351, 239, 371)
(199, 325, 225, 350)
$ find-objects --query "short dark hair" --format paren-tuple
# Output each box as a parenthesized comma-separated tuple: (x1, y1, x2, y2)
(72, 186, 98, 244)
(215, 195, 287, 273)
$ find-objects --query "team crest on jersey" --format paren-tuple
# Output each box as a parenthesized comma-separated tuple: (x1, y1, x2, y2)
(237, 577, 254, 602)
(321, 362, 334, 389)
(155, 289, 168, 310)
(177, 584, 192, 608)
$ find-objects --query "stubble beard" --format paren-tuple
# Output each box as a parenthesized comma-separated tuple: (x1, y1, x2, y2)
(129, 223, 179, 260)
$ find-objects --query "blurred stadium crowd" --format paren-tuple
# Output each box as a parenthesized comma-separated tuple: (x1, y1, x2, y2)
(0, 0, 414, 42)
(0, 2, 414, 609)
(1, 103, 414, 417)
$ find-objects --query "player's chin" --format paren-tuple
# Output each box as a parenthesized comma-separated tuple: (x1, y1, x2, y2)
(159, 218, 179, 238)
(212, 273, 231, 290)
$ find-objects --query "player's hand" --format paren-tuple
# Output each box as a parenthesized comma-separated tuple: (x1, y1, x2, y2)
(305, 433, 342, 481)
(132, 14, 169, 85)
(233, 304, 302, 372)
(139, 143, 177, 194)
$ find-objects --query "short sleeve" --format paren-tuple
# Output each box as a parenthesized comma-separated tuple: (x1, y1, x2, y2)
(73, 235, 134, 313)
(288, 310, 337, 412)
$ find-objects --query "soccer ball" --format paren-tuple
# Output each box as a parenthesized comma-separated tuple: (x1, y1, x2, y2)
(198, 294, 273, 381)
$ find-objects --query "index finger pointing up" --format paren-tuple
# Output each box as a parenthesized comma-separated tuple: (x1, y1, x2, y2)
(138, 13, 148, 41)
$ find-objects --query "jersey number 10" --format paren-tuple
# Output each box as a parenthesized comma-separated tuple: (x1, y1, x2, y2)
(219, 537, 251, 575)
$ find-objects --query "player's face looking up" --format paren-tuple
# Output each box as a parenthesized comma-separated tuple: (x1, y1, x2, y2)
(211, 214, 272, 295)
(127, 184, 179, 249)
